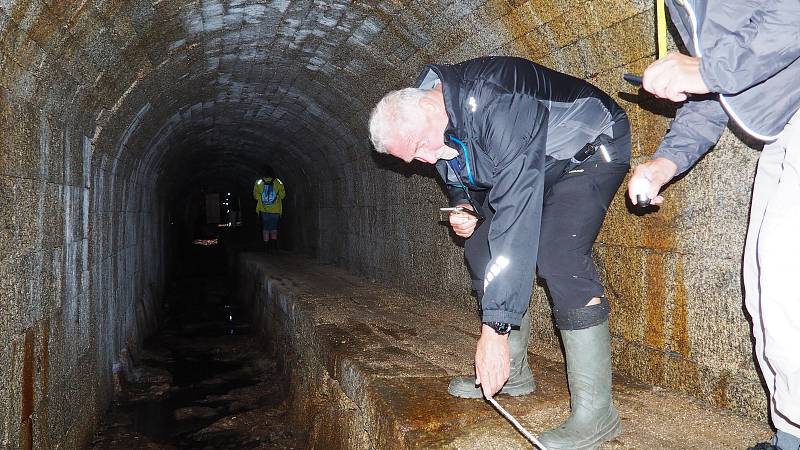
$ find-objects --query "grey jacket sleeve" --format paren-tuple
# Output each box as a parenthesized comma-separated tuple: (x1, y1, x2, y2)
(652, 97, 729, 175)
(700, 1, 800, 94)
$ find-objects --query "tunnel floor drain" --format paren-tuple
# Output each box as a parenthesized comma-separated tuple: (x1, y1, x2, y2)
(89, 243, 306, 449)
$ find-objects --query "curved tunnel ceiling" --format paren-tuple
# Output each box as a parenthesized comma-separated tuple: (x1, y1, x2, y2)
(2, 1, 654, 199)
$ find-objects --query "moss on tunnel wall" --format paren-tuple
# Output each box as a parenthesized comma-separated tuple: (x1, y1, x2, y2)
(0, 0, 767, 447)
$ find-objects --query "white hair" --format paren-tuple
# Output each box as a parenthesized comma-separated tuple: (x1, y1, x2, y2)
(368, 87, 430, 154)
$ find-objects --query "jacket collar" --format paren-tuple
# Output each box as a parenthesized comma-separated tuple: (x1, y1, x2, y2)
(414, 63, 466, 142)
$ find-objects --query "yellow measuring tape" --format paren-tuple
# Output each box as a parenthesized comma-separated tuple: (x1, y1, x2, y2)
(656, 0, 667, 58)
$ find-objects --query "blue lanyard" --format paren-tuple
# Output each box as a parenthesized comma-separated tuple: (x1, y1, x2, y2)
(444, 139, 483, 219)
(447, 135, 475, 186)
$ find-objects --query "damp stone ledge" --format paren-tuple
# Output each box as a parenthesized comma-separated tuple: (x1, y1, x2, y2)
(235, 252, 771, 449)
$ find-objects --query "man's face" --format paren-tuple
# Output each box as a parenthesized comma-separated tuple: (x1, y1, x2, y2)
(387, 125, 456, 164)
(385, 92, 458, 164)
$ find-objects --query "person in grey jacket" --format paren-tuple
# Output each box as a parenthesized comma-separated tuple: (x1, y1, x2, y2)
(370, 56, 630, 450)
(626, 2, 800, 449)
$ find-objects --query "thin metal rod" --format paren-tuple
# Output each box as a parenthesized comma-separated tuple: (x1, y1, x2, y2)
(486, 396, 548, 450)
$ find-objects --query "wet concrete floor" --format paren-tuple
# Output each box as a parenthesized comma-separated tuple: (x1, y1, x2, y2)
(89, 242, 305, 449)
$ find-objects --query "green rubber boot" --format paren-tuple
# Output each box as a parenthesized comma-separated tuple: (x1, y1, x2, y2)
(448, 309, 536, 398)
(539, 320, 621, 450)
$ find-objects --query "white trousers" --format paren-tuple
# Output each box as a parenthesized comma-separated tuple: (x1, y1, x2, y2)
(744, 109, 800, 436)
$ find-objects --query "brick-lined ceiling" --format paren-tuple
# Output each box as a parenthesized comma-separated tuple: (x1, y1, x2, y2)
(1, 0, 651, 196)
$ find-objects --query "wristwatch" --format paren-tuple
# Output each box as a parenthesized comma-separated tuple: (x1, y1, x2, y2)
(483, 321, 512, 335)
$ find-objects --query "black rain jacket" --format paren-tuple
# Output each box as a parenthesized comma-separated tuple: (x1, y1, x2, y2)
(415, 56, 626, 325)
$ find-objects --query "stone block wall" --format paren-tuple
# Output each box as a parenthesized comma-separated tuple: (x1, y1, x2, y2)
(317, 1, 767, 422)
(0, 94, 164, 449)
(1, 4, 165, 449)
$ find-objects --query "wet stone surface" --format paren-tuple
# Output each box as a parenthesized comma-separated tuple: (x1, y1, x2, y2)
(89, 244, 305, 450)
(238, 253, 774, 449)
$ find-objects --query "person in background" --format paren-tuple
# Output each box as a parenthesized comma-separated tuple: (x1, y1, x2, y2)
(253, 165, 286, 251)
(369, 56, 631, 450)
(626, 2, 800, 449)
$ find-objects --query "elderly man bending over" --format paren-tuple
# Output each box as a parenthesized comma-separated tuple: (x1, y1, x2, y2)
(368, 56, 630, 450)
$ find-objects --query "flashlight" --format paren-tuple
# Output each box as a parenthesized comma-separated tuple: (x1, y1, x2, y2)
(629, 177, 652, 208)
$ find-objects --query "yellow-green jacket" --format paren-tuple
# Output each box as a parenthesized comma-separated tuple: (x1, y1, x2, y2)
(253, 177, 286, 214)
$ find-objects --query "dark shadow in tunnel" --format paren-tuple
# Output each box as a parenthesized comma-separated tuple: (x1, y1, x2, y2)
(162, 147, 307, 275)
(617, 91, 679, 119)
(90, 237, 306, 449)
(369, 148, 439, 180)
(727, 121, 767, 152)
(624, 196, 661, 216)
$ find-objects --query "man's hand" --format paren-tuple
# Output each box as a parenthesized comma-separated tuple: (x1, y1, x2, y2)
(642, 53, 710, 102)
(474, 324, 510, 398)
(627, 157, 679, 206)
(449, 203, 478, 237)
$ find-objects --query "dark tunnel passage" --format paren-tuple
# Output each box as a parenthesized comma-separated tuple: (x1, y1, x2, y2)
(89, 238, 305, 449)
(0, 0, 780, 448)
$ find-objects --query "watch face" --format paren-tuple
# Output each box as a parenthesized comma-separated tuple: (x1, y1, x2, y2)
(485, 321, 511, 334)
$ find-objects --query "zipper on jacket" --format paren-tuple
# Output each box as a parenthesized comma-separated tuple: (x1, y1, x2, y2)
(447, 135, 476, 185)
(444, 157, 484, 219)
